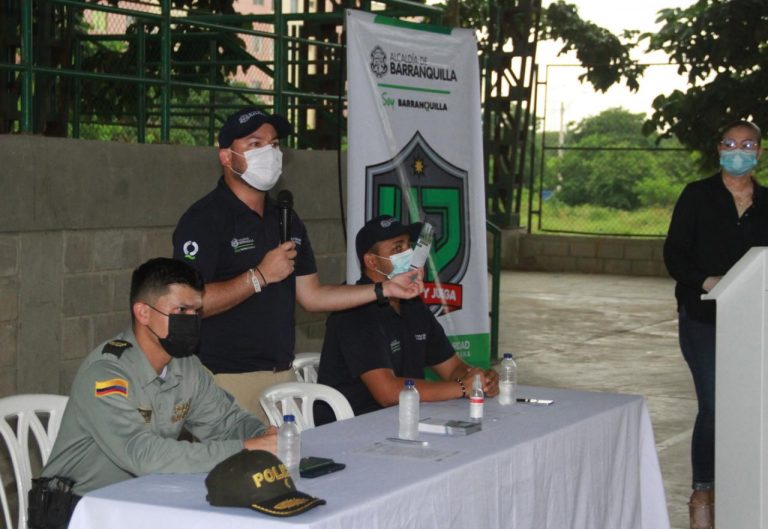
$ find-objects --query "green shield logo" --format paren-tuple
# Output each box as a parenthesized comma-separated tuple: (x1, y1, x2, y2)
(365, 132, 469, 311)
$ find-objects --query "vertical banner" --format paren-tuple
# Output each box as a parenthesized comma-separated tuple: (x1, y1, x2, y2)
(346, 10, 490, 367)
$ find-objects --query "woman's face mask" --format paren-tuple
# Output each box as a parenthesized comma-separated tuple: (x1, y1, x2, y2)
(720, 149, 758, 177)
(230, 145, 282, 191)
(374, 248, 414, 279)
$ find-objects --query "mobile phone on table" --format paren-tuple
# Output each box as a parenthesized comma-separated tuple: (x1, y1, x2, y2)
(299, 456, 346, 478)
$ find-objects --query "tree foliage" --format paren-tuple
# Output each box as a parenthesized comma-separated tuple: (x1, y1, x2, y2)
(541, 1, 644, 92)
(641, 0, 768, 170)
(552, 108, 699, 211)
(435, 0, 643, 94)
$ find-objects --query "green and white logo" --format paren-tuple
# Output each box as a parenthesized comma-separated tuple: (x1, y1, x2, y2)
(183, 241, 199, 261)
(365, 131, 469, 313)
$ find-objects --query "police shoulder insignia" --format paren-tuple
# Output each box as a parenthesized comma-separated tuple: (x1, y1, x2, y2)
(94, 378, 129, 399)
(101, 340, 132, 358)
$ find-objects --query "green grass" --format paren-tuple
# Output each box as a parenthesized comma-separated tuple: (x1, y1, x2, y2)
(518, 190, 671, 237)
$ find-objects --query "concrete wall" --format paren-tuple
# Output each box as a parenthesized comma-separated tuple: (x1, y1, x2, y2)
(0, 134, 671, 400)
(496, 229, 667, 277)
(0, 134, 347, 399)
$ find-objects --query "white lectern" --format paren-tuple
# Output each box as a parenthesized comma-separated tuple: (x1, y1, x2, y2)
(703, 246, 768, 528)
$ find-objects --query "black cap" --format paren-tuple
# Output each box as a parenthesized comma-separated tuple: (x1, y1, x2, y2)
(218, 108, 293, 148)
(206, 450, 326, 517)
(355, 215, 422, 263)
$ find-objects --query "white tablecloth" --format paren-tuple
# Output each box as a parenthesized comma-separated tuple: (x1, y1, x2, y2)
(69, 386, 669, 529)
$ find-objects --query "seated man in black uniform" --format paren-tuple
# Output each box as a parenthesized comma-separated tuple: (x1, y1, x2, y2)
(315, 216, 499, 425)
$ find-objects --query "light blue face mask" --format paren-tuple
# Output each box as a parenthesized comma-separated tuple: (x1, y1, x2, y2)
(720, 149, 758, 177)
(375, 248, 414, 279)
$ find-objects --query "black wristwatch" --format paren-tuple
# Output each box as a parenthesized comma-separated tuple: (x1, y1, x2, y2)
(374, 282, 388, 306)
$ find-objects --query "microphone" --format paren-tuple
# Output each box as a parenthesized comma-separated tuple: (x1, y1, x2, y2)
(277, 190, 293, 244)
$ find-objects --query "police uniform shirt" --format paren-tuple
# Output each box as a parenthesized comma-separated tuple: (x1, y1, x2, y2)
(42, 328, 267, 495)
(316, 278, 455, 421)
(172, 177, 317, 373)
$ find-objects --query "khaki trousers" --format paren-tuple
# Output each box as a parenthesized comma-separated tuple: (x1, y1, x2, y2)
(214, 369, 297, 426)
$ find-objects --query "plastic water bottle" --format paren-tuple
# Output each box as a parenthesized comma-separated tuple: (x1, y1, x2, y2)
(469, 374, 484, 422)
(277, 414, 301, 479)
(409, 222, 434, 270)
(498, 353, 518, 406)
(398, 379, 420, 440)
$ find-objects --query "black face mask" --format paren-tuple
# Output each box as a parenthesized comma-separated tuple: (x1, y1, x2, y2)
(147, 306, 201, 358)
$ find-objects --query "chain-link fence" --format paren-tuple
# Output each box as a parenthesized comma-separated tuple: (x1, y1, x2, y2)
(526, 63, 715, 237)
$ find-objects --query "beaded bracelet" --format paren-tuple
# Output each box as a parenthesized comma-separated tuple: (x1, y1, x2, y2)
(455, 377, 467, 398)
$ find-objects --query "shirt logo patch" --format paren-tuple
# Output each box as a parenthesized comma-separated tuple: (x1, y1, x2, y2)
(95, 378, 129, 398)
(290, 236, 302, 247)
(414, 333, 427, 341)
(183, 241, 199, 260)
(172, 399, 191, 423)
(389, 339, 401, 354)
(231, 237, 256, 253)
(137, 407, 153, 424)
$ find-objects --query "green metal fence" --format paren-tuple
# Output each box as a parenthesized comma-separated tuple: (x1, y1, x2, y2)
(2, 0, 442, 147)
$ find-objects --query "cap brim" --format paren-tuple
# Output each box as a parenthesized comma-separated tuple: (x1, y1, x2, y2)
(249, 491, 326, 517)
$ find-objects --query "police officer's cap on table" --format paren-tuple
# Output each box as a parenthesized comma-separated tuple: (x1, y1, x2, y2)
(206, 450, 325, 517)
(218, 108, 293, 148)
(355, 215, 422, 262)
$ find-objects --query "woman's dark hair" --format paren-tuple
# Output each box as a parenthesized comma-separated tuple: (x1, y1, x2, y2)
(129, 258, 204, 316)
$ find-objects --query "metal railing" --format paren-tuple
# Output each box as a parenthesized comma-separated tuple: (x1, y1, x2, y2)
(3, 0, 441, 146)
(486, 220, 502, 362)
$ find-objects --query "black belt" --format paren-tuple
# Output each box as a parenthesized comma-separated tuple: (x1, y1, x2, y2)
(217, 362, 294, 374)
(255, 361, 293, 373)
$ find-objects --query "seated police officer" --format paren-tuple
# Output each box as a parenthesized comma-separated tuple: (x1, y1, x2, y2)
(315, 216, 499, 425)
(32, 258, 275, 529)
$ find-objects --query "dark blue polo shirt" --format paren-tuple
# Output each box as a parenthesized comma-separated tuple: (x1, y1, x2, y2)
(172, 177, 317, 373)
(315, 277, 455, 423)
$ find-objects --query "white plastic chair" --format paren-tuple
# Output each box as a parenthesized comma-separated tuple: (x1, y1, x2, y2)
(0, 394, 69, 529)
(292, 352, 321, 383)
(259, 382, 353, 431)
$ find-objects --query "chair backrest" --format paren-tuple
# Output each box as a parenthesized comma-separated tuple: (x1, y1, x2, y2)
(292, 352, 321, 383)
(0, 394, 69, 529)
(259, 382, 353, 431)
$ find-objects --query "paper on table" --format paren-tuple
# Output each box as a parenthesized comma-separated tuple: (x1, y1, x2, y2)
(354, 441, 460, 462)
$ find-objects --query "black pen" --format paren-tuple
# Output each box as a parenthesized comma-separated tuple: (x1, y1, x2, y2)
(516, 398, 554, 405)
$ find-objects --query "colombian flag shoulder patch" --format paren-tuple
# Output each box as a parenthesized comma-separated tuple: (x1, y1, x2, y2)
(94, 378, 129, 398)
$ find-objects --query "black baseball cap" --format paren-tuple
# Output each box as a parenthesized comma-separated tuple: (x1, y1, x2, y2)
(205, 450, 325, 517)
(355, 215, 422, 263)
(218, 108, 293, 148)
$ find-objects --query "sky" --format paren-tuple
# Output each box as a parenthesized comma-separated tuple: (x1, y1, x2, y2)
(537, 0, 694, 132)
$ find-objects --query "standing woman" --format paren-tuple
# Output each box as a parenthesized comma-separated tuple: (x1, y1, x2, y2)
(664, 120, 766, 529)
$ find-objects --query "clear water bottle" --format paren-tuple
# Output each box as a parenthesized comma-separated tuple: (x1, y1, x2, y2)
(277, 414, 301, 479)
(398, 379, 420, 440)
(409, 222, 434, 270)
(469, 374, 484, 422)
(498, 353, 518, 406)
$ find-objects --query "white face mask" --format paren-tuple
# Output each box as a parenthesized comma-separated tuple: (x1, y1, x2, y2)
(373, 248, 414, 279)
(231, 145, 282, 191)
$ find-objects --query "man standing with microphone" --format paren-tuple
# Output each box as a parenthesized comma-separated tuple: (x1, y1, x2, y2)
(173, 108, 422, 424)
